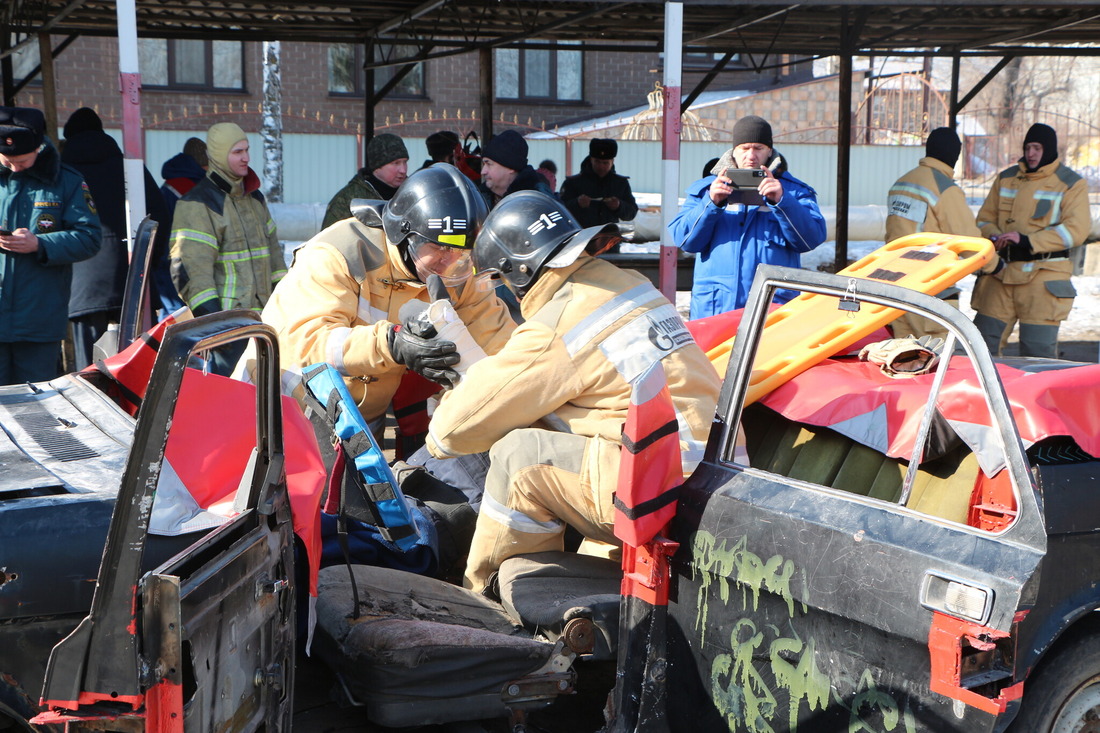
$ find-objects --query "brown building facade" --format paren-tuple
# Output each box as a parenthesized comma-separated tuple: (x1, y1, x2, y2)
(14, 36, 813, 145)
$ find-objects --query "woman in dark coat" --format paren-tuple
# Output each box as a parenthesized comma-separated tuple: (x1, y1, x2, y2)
(61, 107, 169, 369)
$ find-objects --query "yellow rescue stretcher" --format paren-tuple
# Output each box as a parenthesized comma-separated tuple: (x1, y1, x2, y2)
(706, 232, 995, 405)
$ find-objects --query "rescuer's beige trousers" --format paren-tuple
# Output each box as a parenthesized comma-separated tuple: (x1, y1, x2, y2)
(463, 428, 621, 593)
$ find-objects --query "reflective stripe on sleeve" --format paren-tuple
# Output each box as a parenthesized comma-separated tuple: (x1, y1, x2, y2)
(357, 296, 387, 325)
(890, 181, 938, 207)
(426, 426, 463, 459)
(1054, 223, 1075, 249)
(189, 289, 217, 310)
(676, 403, 707, 473)
(326, 326, 352, 375)
(174, 228, 219, 249)
(563, 282, 660, 357)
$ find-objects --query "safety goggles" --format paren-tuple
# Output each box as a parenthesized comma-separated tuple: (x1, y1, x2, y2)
(407, 233, 474, 286)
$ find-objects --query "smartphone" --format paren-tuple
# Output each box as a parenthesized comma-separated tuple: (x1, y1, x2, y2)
(0, 230, 12, 237)
(723, 167, 767, 205)
(724, 167, 767, 188)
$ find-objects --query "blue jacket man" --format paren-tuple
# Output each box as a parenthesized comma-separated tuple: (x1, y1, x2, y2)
(0, 106, 100, 384)
(669, 115, 826, 319)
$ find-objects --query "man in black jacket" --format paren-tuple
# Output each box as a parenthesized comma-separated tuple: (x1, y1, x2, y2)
(561, 138, 638, 230)
(477, 130, 551, 208)
(61, 107, 169, 369)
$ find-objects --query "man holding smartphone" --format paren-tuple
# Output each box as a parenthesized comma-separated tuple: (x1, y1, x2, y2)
(0, 106, 100, 384)
(669, 114, 826, 319)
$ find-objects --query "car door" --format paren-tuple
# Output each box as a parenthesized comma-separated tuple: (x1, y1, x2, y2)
(664, 266, 1045, 733)
(36, 312, 295, 733)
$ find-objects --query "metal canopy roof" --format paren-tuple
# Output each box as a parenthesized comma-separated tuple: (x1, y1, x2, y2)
(7, 1, 1100, 64)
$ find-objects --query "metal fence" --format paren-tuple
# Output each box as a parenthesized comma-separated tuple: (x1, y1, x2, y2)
(126, 106, 1098, 210)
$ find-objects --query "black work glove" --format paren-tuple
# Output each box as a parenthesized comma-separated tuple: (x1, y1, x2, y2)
(387, 321, 459, 388)
(1002, 235, 1032, 262)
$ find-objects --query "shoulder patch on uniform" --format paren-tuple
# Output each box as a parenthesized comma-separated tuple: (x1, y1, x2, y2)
(931, 168, 957, 193)
(324, 221, 388, 284)
(887, 194, 928, 224)
(529, 282, 572, 330)
(184, 177, 227, 217)
(599, 302, 695, 384)
(1056, 165, 1083, 188)
(82, 181, 98, 215)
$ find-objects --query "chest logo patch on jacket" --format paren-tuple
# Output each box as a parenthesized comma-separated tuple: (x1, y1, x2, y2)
(36, 213, 58, 231)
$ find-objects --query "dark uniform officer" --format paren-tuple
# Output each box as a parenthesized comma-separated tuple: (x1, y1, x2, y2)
(560, 138, 638, 234)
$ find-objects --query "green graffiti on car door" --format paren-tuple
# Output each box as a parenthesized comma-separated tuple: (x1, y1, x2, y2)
(690, 530, 808, 637)
(836, 669, 917, 733)
(771, 631, 830, 731)
(710, 618, 831, 733)
(711, 618, 779, 733)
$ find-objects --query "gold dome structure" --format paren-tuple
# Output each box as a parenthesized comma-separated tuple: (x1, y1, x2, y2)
(622, 82, 711, 142)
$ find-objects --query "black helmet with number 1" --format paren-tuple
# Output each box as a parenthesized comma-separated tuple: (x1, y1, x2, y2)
(473, 191, 620, 297)
(382, 163, 489, 285)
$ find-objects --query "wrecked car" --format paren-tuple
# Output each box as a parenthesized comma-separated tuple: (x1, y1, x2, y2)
(5, 232, 1100, 733)
(661, 263, 1100, 732)
(306, 257, 1100, 732)
(0, 311, 327, 731)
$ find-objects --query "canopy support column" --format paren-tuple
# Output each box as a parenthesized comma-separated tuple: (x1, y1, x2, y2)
(658, 1, 683, 303)
(116, 0, 146, 247)
(479, 47, 493, 144)
(37, 33, 58, 141)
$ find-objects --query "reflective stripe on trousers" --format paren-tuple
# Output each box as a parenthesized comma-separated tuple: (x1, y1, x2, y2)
(463, 428, 620, 592)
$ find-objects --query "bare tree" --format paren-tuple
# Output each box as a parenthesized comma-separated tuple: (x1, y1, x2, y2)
(261, 40, 283, 203)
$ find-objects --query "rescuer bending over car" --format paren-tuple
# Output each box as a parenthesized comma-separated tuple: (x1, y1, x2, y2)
(421, 191, 720, 593)
(249, 164, 515, 432)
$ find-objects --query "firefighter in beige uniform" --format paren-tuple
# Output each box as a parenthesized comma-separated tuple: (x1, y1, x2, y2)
(253, 165, 515, 427)
(423, 191, 720, 593)
(973, 123, 1091, 358)
(885, 127, 981, 339)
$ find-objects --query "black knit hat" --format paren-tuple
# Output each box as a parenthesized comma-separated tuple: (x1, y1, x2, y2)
(731, 115, 773, 148)
(1023, 123, 1058, 168)
(482, 129, 528, 171)
(589, 138, 618, 160)
(367, 133, 409, 171)
(426, 130, 460, 160)
(63, 107, 104, 139)
(0, 106, 45, 156)
(925, 127, 961, 168)
(183, 136, 208, 168)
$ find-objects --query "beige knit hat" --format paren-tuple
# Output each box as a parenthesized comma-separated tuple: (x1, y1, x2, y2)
(206, 122, 248, 177)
